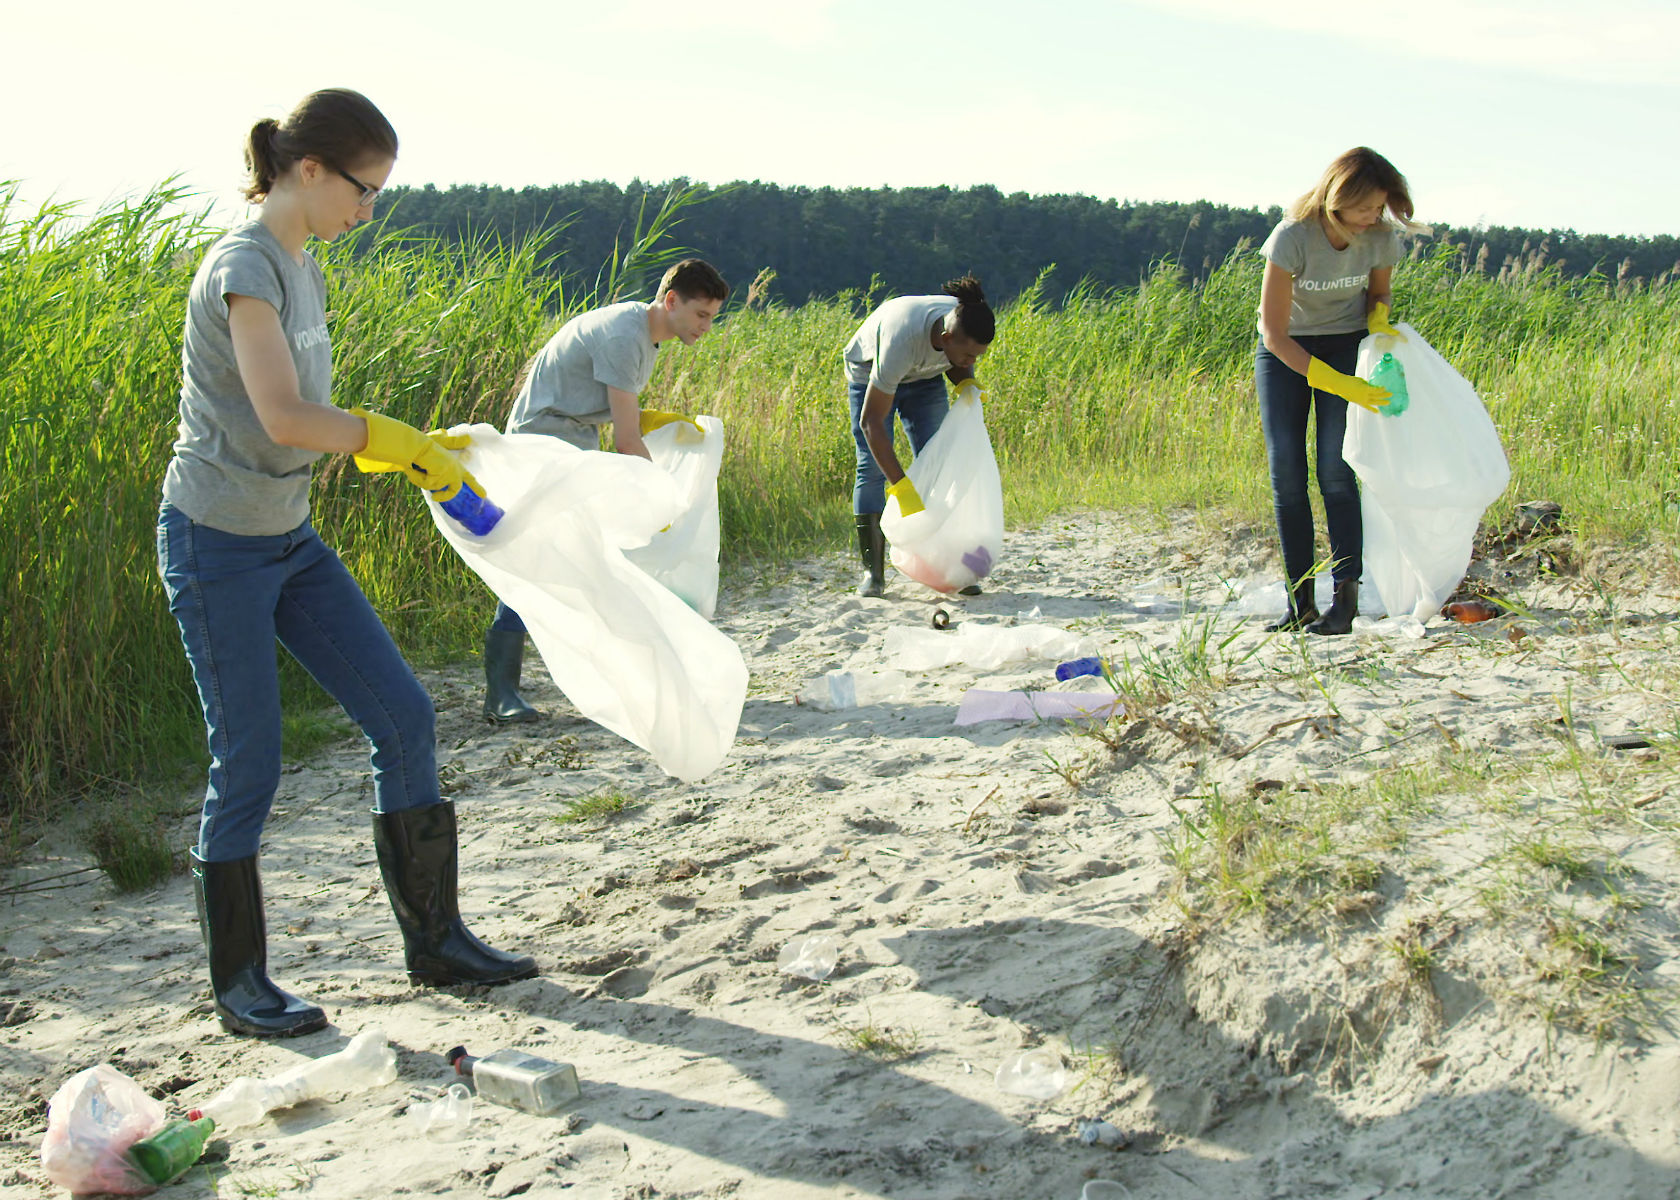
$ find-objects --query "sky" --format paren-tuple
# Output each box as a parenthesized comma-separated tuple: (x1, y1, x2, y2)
(5, 0, 1678, 237)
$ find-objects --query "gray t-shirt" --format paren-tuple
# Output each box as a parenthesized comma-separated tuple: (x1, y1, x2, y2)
(506, 301, 658, 449)
(1258, 219, 1403, 336)
(162, 220, 331, 535)
(842, 296, 958, 392)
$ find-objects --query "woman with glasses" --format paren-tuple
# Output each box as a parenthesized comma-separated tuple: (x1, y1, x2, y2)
(158, 87, 536, 1039)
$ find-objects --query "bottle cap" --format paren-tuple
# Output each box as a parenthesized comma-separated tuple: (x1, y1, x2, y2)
(446, 1045, 470, 1072)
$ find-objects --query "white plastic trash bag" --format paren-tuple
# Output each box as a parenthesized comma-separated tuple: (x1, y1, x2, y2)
(429, 426, 747, 782)
(625, 415, 724, 618)
(880, 390, 1005, 593)
(1343, 324, 1510, 621)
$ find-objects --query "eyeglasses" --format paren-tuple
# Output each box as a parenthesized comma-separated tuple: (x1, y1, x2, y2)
(333, 166, 382, 207)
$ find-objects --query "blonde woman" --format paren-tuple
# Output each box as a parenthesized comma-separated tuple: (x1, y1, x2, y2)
(1255, 146, 1418, 635)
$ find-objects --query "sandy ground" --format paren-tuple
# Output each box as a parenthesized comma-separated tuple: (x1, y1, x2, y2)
(5, 509, 1680, 1200)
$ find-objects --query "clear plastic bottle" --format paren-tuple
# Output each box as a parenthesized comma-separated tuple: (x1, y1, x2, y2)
(447, 1046, 580, 1115)
(192, 1028, 397, 1129)
(438, 481, 504, 535)
(126, 1116, 216, 1185)
(1368, 352, 1410, 417)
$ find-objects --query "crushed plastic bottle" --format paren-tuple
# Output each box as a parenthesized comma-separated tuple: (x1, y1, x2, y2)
(438, 480, 504, 535)
(192, 1028, 397, 1129)
(777, 934, 840, 981)
(795, 670, 905, 710)
(994, 1048, 1068, 1099)
(1368, 352, 1410, 417)
(409, 1083, 474, 1140)
(1054, 656, 1105, 682)
(447, 1046, 580, 1116)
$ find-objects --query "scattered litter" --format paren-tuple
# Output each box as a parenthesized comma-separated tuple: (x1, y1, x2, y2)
(994, 1048, 1067, 1099)
(1603, 732, 1653, 751)
(795, 670, 905, 710)
(195, 1027, 397, 1128)
(409, 1083, 473, 1140)
(41, 1064, 164, 1195)
(887, 623, 1093, 671)
(1443, 599, 1500, 623)
(448, 1046, 580, 1116)
(778, 934, 840, 981)
(931, 607, 953, 630)
(1075, 1115, 1128, 1142)
(956, 690, 1119, 726)
(1080, 1181, 1134, 1200)
(1054, 656, 1105, 682)
(1077, 1118, 1130, 1148)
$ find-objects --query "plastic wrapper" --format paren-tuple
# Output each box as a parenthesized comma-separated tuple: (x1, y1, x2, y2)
(1343, 324, 1510, 620)
(885, 622, 1093, 672)
(40, 1064, 165, 1195)
(428, 426, 747, 782)
(880, 390, 1005, 593)
(624, 415, 724, 618)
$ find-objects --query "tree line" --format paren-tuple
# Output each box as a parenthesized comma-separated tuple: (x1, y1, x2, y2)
(377, 179, 1680, 307)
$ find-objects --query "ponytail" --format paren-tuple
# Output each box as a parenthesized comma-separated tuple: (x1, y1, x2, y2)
(243, 119, 284, 202)
(942, 274, 995, 344)
(240, 89, 398, 203)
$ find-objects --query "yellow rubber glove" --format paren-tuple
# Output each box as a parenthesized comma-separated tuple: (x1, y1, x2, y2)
(351, 409, 481, 502)
(886, 476, 925, 518)
(953, 379, 986, 407)
(1306, 358, 1391, 415)
(639, 409, 706, 443)
(1367, 301, 1407, 342)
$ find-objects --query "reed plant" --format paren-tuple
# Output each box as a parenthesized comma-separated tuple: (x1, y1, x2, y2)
(3, 186, 1677, 835)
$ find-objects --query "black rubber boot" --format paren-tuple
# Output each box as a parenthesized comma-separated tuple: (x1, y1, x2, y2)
(191, 851, 328, 1038)
(1264, 580, 1320, 632)
(482, 628, 539, 724)
(372, 804, 538, 987)
(1307, 579, 1359, 636)
(855, 513, 885, 598)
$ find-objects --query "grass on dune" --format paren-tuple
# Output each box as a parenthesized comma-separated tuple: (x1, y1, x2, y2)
(3, 181, 1678, 836)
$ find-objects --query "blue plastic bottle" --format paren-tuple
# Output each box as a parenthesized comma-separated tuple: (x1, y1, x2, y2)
(1055, 656, 1105, 682)
(1368, 352, 1410, 418)
(439, 481, 504, 536)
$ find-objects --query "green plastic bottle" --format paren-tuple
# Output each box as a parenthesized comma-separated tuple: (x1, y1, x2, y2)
(126, 1116, 216, 1186)
(1368, 352, 1410, 417)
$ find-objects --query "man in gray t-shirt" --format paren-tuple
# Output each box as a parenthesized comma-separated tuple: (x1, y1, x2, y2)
(482, 259, 730, 724)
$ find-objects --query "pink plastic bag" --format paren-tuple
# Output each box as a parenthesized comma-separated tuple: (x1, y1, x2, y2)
(40, 1064, 165, 1195)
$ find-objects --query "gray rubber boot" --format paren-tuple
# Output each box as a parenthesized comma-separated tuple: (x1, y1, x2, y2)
(483, 628, 539, 724)
(855, 513, 885, 598)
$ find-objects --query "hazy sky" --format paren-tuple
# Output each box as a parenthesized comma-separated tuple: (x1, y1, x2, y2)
(6, 0, 1677, 236)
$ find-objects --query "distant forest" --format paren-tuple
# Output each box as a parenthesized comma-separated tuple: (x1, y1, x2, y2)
(377, 179, 1680, 308)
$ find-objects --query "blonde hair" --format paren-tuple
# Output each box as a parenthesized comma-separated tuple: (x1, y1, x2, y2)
(1289, 147, 1426, 245)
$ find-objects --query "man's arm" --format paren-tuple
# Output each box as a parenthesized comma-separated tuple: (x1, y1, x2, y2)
(607, 386, 651, 459)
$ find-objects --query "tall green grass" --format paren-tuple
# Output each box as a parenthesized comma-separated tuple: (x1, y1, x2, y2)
(3, 187, 1677, 831)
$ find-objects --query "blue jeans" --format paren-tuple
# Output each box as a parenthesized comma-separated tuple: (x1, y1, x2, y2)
(849, 375, 949, 515)
(157, 505, 440, 861)
(1254, 332, 1364, 588)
